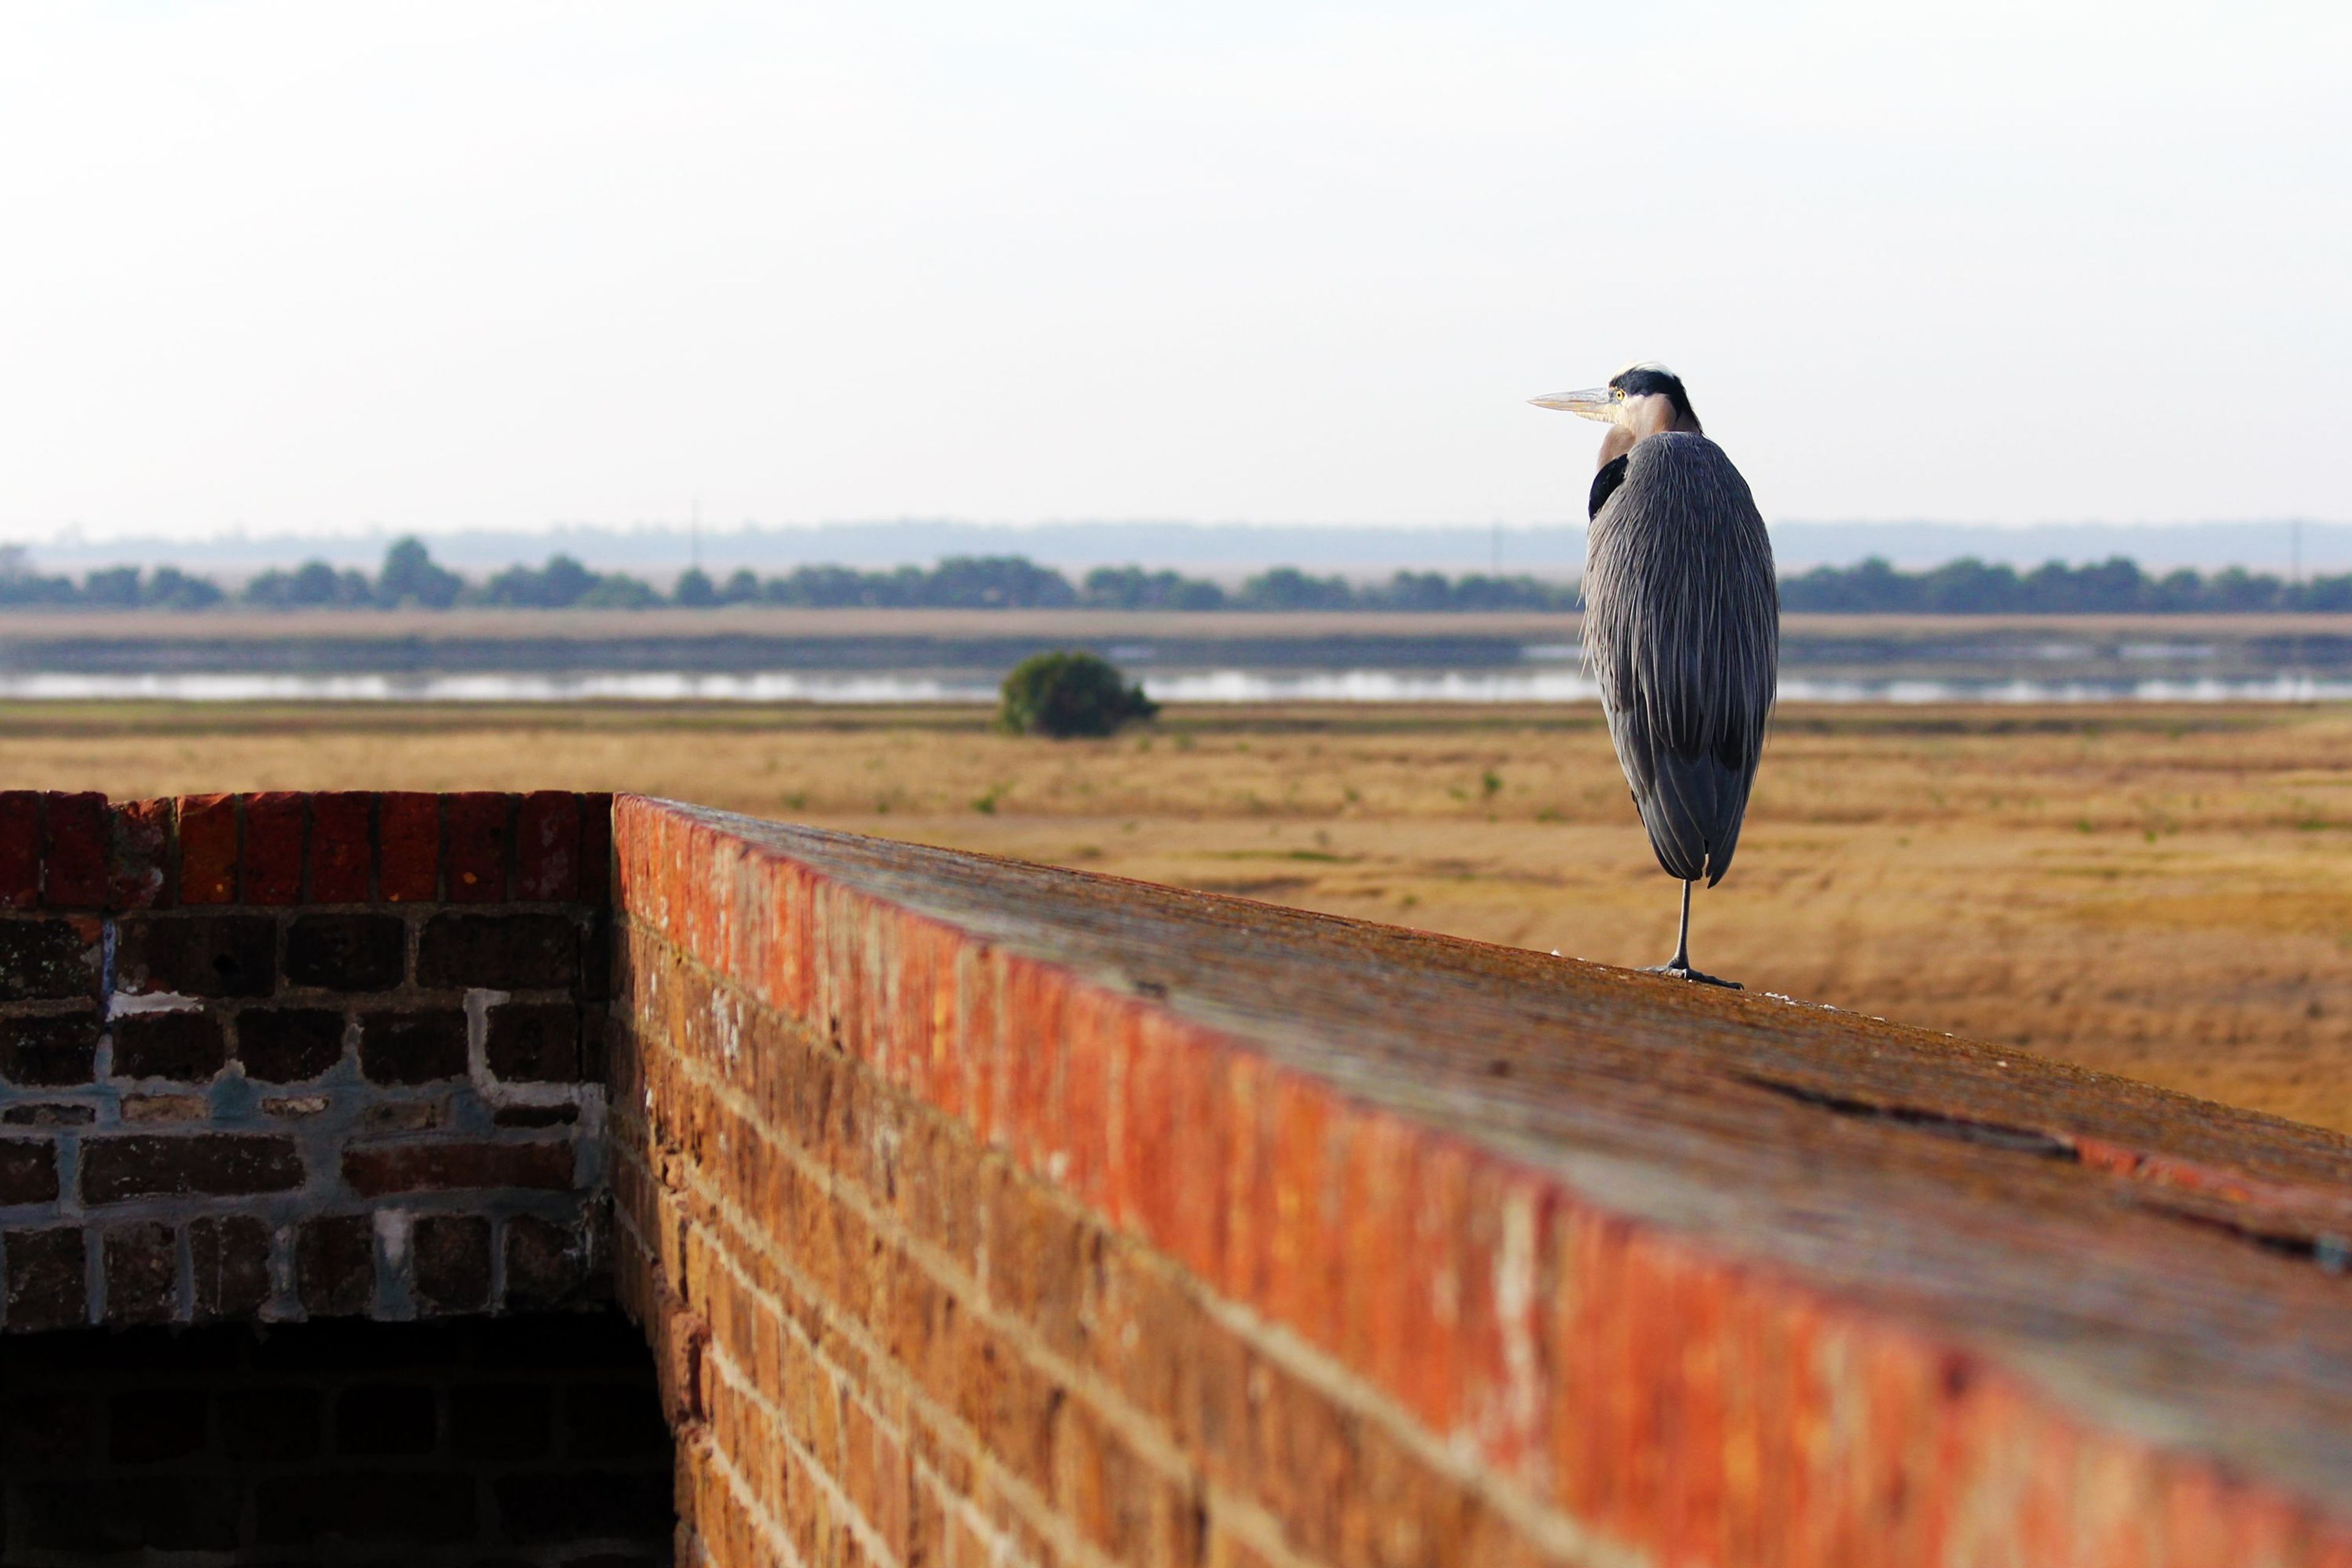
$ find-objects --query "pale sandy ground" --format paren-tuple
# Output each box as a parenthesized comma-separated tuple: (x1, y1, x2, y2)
(9, 699, 2352, 1133)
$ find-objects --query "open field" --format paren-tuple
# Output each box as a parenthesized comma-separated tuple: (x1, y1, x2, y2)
(7, 698, 2352, 1132)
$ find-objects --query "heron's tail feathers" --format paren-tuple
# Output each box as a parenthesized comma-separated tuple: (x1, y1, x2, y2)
(1637, 749, 1752, 887)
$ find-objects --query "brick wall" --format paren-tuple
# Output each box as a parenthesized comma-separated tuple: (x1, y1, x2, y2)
(611, 797, 2352, 1568)
(15, 787, 2352, 1564)
(0, 790, 611, 1330)
(0, 1308, 671, 1564)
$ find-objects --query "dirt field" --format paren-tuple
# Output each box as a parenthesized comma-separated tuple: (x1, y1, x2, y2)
(7, 698, 2352, 1134)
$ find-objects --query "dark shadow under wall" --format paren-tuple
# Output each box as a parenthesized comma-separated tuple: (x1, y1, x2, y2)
(0, 1307, 674, 1565)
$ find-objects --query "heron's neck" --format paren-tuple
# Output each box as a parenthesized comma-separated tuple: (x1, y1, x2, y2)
(1600, 394, 1699, 466)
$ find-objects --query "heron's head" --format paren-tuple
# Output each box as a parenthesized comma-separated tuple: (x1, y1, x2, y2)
(1529, 363, 1703, 452)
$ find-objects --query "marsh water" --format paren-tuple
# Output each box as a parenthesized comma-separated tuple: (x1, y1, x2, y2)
(4, 624, 2351, 703)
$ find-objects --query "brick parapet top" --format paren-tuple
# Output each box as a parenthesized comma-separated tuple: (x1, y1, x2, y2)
(612, 793, 2352, 1550)
(0, 791, 612, 913)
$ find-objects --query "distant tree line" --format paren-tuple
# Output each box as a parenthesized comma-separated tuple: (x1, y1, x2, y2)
(2, 537, 2344, 614)
(0, 538, 1579, 612)
(1779, 556, 2352, 613)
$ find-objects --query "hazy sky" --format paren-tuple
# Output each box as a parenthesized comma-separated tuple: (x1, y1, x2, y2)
(1, 2, 2344, 541)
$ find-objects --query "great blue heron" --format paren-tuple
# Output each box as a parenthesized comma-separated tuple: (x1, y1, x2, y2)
(1531, 364, 1777, 987)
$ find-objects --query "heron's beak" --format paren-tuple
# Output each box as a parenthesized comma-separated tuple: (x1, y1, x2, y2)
(1528, 386, 1617, 423)
(1524, 388, 1618, 423)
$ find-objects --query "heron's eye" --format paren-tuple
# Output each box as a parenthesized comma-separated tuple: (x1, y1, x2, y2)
(1613, 388, 1626, 401)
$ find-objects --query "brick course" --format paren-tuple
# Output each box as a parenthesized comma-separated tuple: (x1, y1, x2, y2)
(0, 791, 611, 1331)
(610, 796, 2352, 1568)
(13, 786, 2352, 1564)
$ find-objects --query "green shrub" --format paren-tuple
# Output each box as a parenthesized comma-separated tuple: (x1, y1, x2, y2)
(998, 650, 1158, 739)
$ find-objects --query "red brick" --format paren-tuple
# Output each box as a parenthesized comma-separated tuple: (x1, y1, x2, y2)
(0, 1137, 59, 1204)
(81, 1133, 304, 1203)
(358, 1010, 468, 1083)
(342, 1139, 576, 1196)
(444, 791, 513, 903)
(177, 793, 239, 904)
(239, 791, 307, 905)
(41, 791, 108, 907)
(295, 1213, 374, 1315)
(104, 1220, 178, 1324)
(1, 1011, 100, 1085)
(517, 790, 582, 900)
(0, 914, 101, 1001)
(378, 792, 440, 902)
(190, 1213, 272, 1319)
(412, 1214, 492, 1313)
(508, 1212, 594, 1308)
(4, 1226, 86, 1329)
(308, 790, 374, 901)
(0, 791, 40, 909)
(107, 798, 172, 910)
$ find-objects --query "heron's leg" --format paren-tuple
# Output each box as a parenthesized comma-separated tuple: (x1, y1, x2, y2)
(1647, 879, 1740, 989)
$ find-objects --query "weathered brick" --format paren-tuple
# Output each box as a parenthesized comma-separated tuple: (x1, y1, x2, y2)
(308, 790, 374, 901)
(111, 1011, 227, 1082)
(358, 1009, 468, 1084)
(177, 793, 239, 904)
(237, 1007, 347, 1082)
(238, 791, 307, 904)
(190, 1213, 272, 1319)
(122, 1091, 204, 1121)
(81, 1133, 304, 1204)
(0, 1010, 100, 1085)
(0, 791, 40, 908)
(507, 1213, 593, 1308)
(103, 1221, 178, 1325)
(378, 791, 440, 902)
(412, 1213, 492, 1313)
(285, 912, 405, 992)
(296, 1214, 375, 1316)
(417, 911, 579, 990)
(41, 791, 108, 907)
(5, 1226, 86, 1329)
(107, 798, 172, 910)
(488, 1001, 581, 1082)
(115, 913, 277, 998)
(0, 1137, 59, 1204)
(0, 915, 99, 1000)
(343, 1140, 574, 1196)
(518, 790, 583, 900)
(1, 1101, 94, 1125)
(445, 791, 514, 903)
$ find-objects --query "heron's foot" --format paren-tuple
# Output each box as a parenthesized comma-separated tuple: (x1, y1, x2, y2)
(1645, 963, 1742, 990)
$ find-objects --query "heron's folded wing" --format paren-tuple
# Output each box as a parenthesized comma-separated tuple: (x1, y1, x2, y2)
(1585, 434, 1778, 885)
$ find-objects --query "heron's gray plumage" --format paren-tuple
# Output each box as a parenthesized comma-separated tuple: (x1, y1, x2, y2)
(1582, 431, 1778, 886)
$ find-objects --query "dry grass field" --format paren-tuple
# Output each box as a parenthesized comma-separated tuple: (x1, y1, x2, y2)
(7, 698, 2352, 1133)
